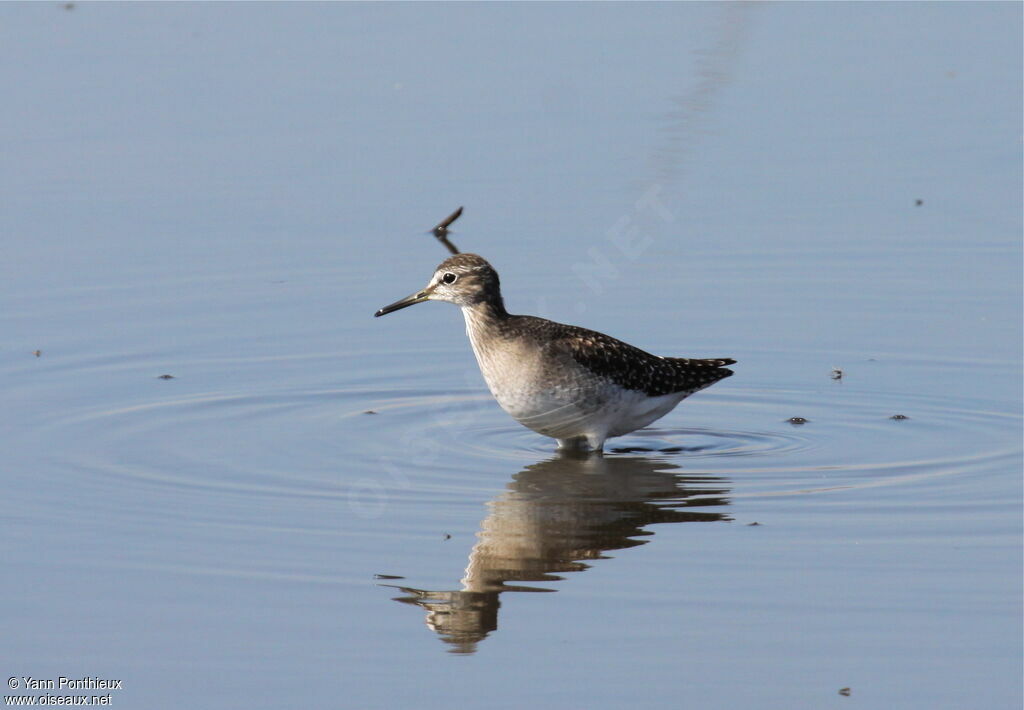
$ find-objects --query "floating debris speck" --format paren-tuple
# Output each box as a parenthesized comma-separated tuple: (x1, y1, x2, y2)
(830, 368, 843, 380)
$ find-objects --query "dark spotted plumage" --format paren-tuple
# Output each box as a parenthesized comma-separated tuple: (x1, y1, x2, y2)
(496, 315, 733, 397)
(375, 253, 736, 452)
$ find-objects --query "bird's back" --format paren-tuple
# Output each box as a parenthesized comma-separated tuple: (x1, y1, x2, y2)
(498, 315, 734, 397)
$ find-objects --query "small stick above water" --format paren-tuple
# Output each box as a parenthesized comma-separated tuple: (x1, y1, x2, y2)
(430, 206, 463, 254)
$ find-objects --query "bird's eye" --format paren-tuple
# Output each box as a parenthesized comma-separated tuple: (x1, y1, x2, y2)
(442, 272, 458, 285)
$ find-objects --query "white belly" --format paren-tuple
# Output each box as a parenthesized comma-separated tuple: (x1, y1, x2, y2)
(468, 337, 685, 440)
(462, 308, 688, 446)
(500, 382, 685, 441)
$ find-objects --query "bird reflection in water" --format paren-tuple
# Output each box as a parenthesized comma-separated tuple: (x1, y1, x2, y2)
(381, 453, 731, 654)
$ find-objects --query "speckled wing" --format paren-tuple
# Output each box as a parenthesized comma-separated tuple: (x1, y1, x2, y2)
(545, 325, 734, 397)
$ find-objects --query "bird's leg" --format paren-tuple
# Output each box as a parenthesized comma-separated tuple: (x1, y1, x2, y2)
(584, 433, 607, 454)
(556, 435, 605, 454)
(556, 436, 587, 451)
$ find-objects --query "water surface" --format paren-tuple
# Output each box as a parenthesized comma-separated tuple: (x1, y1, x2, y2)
(1, 3, 1020, 709)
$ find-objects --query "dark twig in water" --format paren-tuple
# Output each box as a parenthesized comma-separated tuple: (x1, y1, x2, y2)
(430, 206, 463, 255)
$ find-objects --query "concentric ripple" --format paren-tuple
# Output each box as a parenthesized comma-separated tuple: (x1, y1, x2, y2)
(31, 372, 1021, 520)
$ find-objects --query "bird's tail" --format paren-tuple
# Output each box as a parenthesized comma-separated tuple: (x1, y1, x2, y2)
(669, 357, 735, 390)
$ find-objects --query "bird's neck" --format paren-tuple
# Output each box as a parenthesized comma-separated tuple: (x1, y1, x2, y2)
(461, 296, 509, 342)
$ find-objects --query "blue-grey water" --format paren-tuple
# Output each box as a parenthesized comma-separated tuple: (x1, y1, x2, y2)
(2, 3, 1021, 709)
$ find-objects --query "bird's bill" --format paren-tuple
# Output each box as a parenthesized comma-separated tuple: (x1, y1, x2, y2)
(374, 290, 430, 317)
